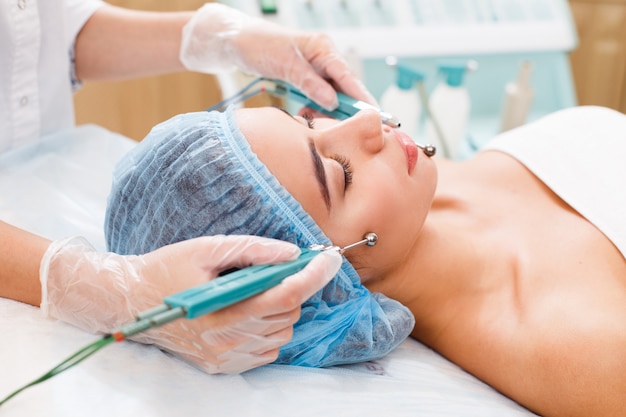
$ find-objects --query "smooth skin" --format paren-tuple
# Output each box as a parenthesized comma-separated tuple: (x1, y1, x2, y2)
(73, 6, 190, 81)
(235, 106, 626, 417)
(0, 222, 50, 306)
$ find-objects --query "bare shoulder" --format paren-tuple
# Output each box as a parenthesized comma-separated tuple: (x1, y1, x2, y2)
(465, 264, 626, 417)
(490, 222, 626, 417)
(442, 150, 626, 416)
(462, 296, 626, 417)
(520, 298, 626, 417)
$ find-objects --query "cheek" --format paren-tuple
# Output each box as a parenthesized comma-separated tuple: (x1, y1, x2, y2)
(355, 175, 427, 234)
(334, 175, 432, 274)
(356, 190, 417, 255)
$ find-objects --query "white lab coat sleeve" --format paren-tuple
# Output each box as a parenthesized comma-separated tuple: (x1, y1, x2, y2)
(63, 0, 104, 45)
(63, 0, 104, 90)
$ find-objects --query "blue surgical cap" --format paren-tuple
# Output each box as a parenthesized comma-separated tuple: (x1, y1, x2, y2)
(105, 107, 415, 367)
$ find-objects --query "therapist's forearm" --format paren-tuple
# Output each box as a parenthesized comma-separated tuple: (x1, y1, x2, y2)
(74, 5, 193, 81)
(0, 221, 49, 306)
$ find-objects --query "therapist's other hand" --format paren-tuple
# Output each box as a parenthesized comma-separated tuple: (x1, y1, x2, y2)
(39, 235, 341, 374)
(179, 3, 376, 111)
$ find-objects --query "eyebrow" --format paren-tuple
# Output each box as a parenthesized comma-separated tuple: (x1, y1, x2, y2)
(308, 139, 331, 211)
(272, 107, 332, 211)
(274, 106, 293, 118)
(272, 106, 331, 211)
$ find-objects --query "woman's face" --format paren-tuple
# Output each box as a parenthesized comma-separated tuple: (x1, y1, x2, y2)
(235, 107, 437, 282)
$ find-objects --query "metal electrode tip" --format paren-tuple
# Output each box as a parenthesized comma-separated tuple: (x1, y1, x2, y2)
(423, 144, 437, 157)
(364, 232, 378, 246)
(381, 113, 401, 128)
(338, 232, 379, 254)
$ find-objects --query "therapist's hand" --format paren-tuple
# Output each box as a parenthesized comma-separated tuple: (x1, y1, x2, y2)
(40, 235, 341, 374)
(179, 3, 376, 111)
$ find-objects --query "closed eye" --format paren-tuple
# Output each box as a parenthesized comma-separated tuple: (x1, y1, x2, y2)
(301, 111, 315, 129)
(331, 154, 353, 191)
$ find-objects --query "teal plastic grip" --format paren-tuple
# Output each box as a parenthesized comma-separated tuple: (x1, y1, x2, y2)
(270, 80, 400, 127)
(164, 249, 321, 319)
(282, 86, 358, 121)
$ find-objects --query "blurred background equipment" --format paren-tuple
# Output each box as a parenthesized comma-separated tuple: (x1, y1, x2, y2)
(74, 0, 626, 145)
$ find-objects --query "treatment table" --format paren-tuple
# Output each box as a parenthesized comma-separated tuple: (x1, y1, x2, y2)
(0, 124, 536, 417)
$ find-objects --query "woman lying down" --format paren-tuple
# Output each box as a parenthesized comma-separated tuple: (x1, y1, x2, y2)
(105, 104, 625, 417)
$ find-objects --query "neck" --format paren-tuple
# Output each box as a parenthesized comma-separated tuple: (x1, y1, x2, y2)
(393, 212, 490, 303)
(366, 157, 514, 341)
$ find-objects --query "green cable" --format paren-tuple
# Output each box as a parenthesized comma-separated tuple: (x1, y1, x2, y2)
(0, 305, 186, 407)
(0, 335, 114, 407)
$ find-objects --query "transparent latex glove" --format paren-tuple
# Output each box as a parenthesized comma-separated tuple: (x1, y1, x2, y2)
(180, 3, 376, 111)
(40, 235, 341, 374)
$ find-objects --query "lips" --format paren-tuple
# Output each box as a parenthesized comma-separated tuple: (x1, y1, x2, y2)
(393, 130, 418, 174)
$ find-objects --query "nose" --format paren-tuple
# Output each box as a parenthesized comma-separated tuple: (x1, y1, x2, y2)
(318, 109, 385, 155)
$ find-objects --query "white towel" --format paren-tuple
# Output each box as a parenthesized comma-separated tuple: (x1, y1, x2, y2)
(483, 106, 626, 258)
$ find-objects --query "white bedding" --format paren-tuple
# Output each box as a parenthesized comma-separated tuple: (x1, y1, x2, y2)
(0, 125, 536, 417)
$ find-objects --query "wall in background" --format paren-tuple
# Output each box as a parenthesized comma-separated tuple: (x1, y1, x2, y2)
(568, 0, 626, 113)
(73, 0, 222, 141)
(74, 0, 626, 142)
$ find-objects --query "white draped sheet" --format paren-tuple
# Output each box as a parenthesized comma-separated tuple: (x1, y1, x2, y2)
(0, 124, 536, 417)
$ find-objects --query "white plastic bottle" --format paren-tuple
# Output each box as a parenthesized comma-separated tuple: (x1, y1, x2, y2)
(423, 60, 476, 160)
(500, 60, 534, 132)
(379, 59, 425, 141)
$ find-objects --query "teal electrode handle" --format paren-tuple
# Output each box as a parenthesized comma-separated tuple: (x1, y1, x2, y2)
(267, 79, 400, 127)
(0, 245, 326, 405)
(285, 87, 363, 121)
(115, 248, 324, 339)
(164, 248, 321, 319)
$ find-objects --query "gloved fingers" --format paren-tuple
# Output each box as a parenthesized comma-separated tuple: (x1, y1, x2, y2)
(139, 317, 295, 374)
(285, 59, 341, 111)
(137, 307, 297, 355)
(179, 3, 251, 74)
(262, 250, 342, 310)
(231, 29, 342, 111)
(150, 312, 296, 368)
(132, 250, 340, 374)
(185, 250, 340, 332)
(318, 56, 378, 107)
(165, 341, 278, 375)
(221, 250, 341, 318)
(212, 348, 281, 374)
(142, 235, 301, 282)
(292, 32, 378, 108)
(225, 325, 293, 357)
(180, 3, 376, 111)
(212, 328, 294, 374)
(202, 306, 300, 346)
(41, 236, 147, 331)
(193, 235, 301, 273)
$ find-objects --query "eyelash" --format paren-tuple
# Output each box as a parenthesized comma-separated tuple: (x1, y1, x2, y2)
(332, 154, 353, 189)
(300, 111, 352, 189)
(302, 112, 315, 129)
